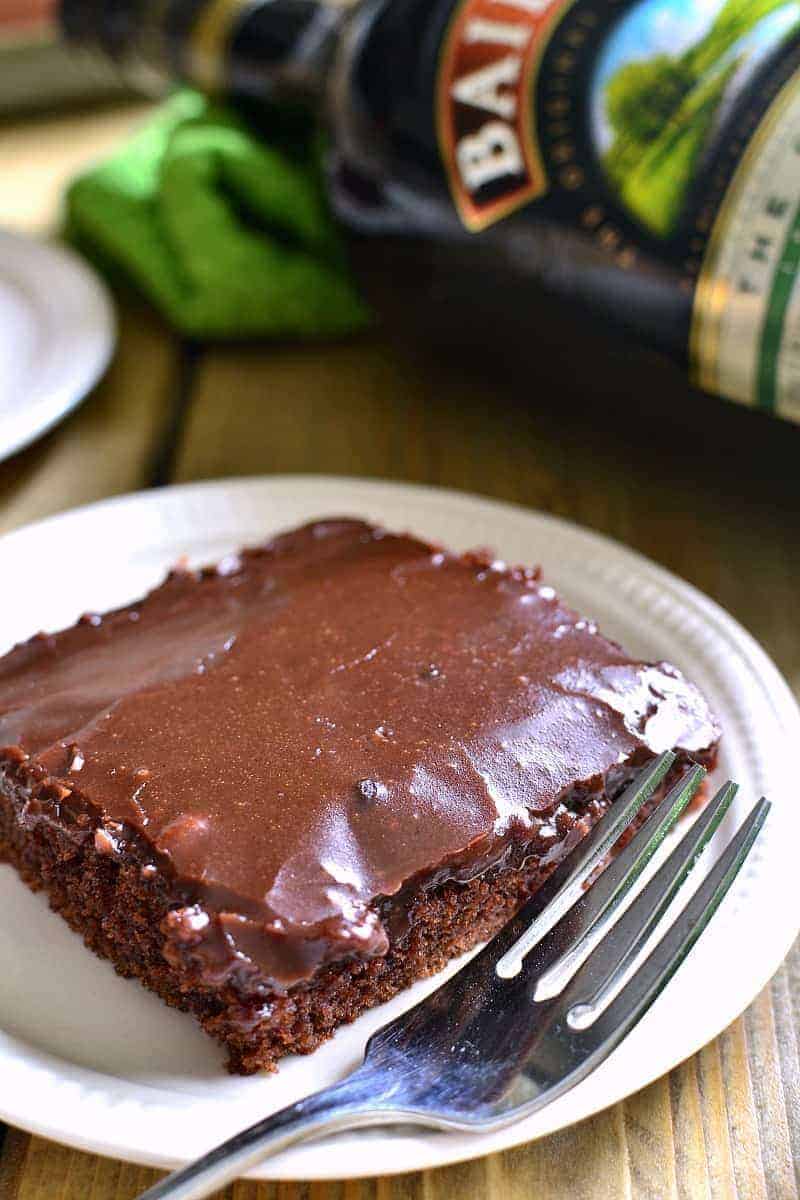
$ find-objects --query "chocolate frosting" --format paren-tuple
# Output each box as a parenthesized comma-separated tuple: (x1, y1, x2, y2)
(0, 519, 718, 989)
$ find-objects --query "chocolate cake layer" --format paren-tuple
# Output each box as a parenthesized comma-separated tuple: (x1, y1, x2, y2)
(0, 518, 719, 1044)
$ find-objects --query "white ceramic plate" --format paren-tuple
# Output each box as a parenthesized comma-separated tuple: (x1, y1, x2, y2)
(1, 475, 798, 1180)
(0, 229, 115, 463)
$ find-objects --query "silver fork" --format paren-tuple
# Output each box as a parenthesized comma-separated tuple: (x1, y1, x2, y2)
(140, 751, 768, 1200)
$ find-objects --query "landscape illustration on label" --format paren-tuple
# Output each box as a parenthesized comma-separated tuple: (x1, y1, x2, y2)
(591, 0, 800, 235)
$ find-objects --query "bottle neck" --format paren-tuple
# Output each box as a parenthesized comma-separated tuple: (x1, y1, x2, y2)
(61, 0, 349, 103)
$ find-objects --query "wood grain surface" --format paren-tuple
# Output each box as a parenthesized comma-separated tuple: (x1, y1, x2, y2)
(1, 103, 799, 1200)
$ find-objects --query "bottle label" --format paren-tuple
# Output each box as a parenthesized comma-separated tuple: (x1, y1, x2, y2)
(691, 72, 800, 420)
(436, 0, 800, 420)
(437, 0, 573, 231)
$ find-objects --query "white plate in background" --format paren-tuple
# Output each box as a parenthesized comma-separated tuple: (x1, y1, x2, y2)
(0, 229, 115, 463)
(0, 475, 797, 1180)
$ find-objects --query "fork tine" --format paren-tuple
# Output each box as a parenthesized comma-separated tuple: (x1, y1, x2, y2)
(564, 796, 769, 1043)
(531, 763, 707, 1001)
(560, 778, 739, 1021)
(495, 750, 675, 979)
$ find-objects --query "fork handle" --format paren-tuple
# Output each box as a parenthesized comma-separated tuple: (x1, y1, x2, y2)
(137, 1069, 415, 1200)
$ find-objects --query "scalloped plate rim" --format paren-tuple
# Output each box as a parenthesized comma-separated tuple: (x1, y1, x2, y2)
(0, 474, 797, 1181)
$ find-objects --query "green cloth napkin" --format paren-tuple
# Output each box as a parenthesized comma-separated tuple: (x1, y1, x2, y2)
(66, 90, 369, 339)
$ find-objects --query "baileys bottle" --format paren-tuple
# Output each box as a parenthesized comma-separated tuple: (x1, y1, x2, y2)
(62, 0, 800, 422)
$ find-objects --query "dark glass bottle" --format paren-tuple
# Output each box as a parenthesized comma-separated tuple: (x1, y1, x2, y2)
(62, 0, 800, 423)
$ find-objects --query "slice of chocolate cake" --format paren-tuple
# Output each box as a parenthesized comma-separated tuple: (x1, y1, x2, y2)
(0, 519, 719, 1073)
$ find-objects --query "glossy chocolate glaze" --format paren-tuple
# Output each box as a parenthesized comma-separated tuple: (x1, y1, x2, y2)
(0, 519, 718, 989)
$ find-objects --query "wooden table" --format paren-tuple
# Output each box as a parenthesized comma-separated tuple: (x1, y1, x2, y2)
(1, 103, 799, 1200)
